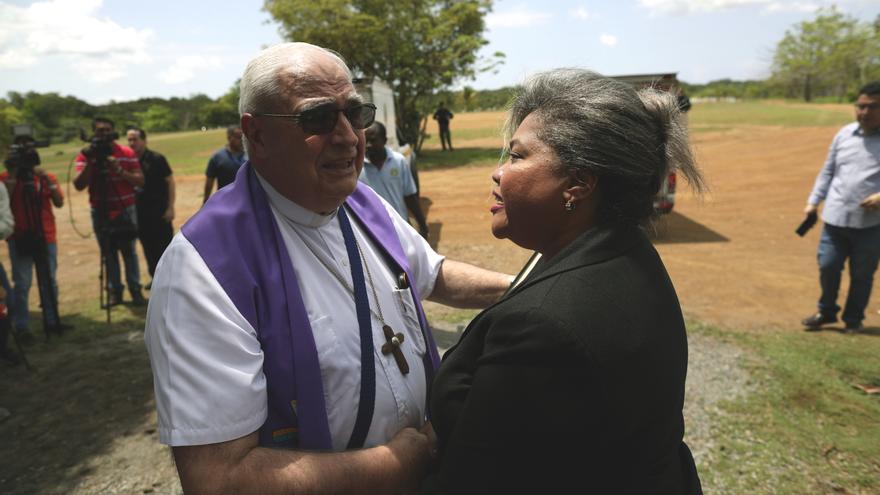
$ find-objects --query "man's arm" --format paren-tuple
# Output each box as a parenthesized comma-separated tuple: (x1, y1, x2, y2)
(73, 156, 91, 191)
(164, 175, 176, 222)
(0, 185, 13, 240)
(404, 194, 429, 238)
(806, 131, 841, 210)
(42, 170, 63, 208)
(203, 176, 215, 205)
(110, 157, 145, 187)
(429, 259, 512, 308)
(173, 428, 432, 495)
(860, 192, 880, 210)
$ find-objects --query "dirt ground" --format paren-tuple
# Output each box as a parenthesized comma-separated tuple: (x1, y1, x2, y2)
(1, 118, 878, 493)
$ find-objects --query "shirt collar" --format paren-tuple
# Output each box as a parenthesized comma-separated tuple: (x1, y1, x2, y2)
(854, 124, 880, 137)
(365, 146, 392, 167)
(254, 170, 337, 228)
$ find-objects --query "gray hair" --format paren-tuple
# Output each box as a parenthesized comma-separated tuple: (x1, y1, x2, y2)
(238, 42, 353, 154)
(503, 68, 704, 225)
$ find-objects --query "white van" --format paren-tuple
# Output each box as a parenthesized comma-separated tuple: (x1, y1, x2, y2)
(610, 73, 689, 214)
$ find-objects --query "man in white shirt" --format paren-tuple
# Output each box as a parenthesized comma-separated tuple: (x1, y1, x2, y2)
(145, 42, 511, 494)
(359, 121, 430, 237)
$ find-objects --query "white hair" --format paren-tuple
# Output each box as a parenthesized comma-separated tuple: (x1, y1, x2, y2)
(238, 42, 352, 154)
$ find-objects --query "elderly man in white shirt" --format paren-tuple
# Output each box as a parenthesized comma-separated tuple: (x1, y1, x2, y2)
(144, 42, 511, 494)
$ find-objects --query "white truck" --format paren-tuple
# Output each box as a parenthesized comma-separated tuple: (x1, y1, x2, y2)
(610, 72, 690, 214)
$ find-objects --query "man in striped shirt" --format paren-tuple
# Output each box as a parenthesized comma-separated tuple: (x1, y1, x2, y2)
(74, 117, 146, 307)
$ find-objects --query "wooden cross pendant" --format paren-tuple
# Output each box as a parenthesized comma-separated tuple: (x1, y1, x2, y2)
(381, 324, 410, 375)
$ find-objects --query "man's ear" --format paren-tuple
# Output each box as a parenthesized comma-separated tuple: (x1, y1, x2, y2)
(564, 169, 598, 202)
(240, 115, 262, 157)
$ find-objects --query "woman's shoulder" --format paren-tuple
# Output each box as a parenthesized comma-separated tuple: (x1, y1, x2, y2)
(472, 300, 596, 367)
(490, 250, 683, 350)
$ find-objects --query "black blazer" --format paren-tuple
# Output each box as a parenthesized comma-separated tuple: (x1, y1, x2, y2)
(422, 225, 702, 494)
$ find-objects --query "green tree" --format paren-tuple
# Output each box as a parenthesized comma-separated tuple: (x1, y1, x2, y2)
(199, 80, 242, 128)
(460, 86, 476, 112)
(169, 94, 214, 130)
(771, 7, 879, 101)
(201, 101, 240, 128)
(264, 0, 500, 151)
(135, 104, 179, 132)
(854, 20, 880, 87)
(0, 101, 24, 159)
(20, 91, 92, 140)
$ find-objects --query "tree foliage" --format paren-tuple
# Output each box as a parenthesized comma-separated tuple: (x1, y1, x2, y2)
(681, 79, 775, 99)
(135, 105, 178, 132)
(201, 80, 241, 128)
(772, 7, 880, 101)
(264, 0, 500, 151)
(0, 102, 24, 156)
(0, 79, 243, 156)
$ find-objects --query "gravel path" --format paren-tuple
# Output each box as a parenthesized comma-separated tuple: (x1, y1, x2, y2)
(683, 330, 754, 491)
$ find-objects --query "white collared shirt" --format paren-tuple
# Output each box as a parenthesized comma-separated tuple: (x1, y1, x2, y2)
(359, 146, 418, 222)
(145, 175, 444, 450)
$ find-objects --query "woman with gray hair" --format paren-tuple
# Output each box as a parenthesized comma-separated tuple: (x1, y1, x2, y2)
(421, 69, 704, 494)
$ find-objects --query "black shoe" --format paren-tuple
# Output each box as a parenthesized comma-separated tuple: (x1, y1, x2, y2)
(844, 321, 863, 334)
(47, 322, 74, 335)
(802, 312, 837, 330)
(0, 348, 20, 365)
(130, 290, 147, 307)
(16, 330, 34, 346)
(102, 291, 123, 309)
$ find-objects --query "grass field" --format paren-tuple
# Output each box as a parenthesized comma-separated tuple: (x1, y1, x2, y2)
(33, 99, 855, 178)
(36, 128, 229, 178)
(688, 99, 854, 129)
(690, 323, 880, 493)
(3, 99, 878, 494)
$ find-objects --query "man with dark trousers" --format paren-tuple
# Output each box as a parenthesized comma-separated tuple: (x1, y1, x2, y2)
(127, 128, 175, 289)
(2, 141, 69, 341)
(802, 81, 880, 333)
(73, 117, 146, 307)
(433, 103, 454, 151)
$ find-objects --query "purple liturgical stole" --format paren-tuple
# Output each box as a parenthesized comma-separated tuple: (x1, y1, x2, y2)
(181, 163, 441, 450)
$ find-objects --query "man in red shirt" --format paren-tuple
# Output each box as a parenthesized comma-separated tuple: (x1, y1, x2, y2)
(73, 118, 146, 307)
(2, 144, 69, 342)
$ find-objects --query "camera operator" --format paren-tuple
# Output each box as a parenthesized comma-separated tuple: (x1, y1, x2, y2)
(126, 127, 175, 289)
(73, 118, 146, 307)
(1, 135, 69, 343)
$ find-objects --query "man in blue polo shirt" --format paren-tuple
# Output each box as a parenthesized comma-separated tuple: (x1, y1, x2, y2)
(359, 121, 429, 238)
(802, 81, 880, 333)
(203, 125, 247, 204)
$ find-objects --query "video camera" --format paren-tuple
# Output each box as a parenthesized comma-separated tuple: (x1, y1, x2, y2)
(4, 124, 49, 174)
(80, 128, 119, 165)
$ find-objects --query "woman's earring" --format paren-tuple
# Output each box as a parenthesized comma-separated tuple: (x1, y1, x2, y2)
(564, 200, 575, 212)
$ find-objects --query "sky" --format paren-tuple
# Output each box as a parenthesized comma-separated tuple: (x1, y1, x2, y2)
(0, 0, 877, 104)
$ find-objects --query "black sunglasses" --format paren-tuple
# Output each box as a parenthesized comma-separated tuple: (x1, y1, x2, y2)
(253, 103, 377, 135)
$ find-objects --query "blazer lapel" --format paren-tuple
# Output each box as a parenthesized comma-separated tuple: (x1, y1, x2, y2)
(506, 224, 645, 299)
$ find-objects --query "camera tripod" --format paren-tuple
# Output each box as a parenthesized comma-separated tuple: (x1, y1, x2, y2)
(93, 155, 139, 324)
